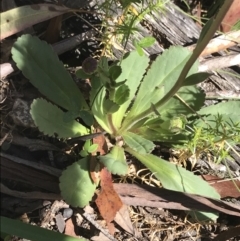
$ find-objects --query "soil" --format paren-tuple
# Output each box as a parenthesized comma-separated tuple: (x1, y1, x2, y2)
(1, 0, 240, 240)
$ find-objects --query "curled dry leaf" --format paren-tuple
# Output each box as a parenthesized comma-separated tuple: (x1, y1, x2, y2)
(95, 168, 123, 235)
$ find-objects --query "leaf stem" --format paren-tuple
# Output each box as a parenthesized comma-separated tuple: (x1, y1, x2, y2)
(120, 0, 233, 132)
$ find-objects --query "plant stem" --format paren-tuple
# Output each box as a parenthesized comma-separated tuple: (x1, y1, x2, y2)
(121, 0, 233, 132)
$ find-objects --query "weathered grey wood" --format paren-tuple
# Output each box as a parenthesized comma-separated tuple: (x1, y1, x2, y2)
(109, 1, 240, 92)
(143, 2, 201, 45)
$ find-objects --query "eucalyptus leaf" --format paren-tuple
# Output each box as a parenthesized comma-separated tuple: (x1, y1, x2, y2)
(0, 5, 69, 40)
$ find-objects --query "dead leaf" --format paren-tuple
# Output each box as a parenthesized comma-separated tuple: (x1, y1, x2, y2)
(0, 4, 69, 40)
(92, 130, 108, 155)
(95, 168, 123, 235)
(44, 15, 62, 44)
(64, 218, 78, 237)
(221, 0, 240, 32)
(114, 204, 135, 235)
(91, 231, 113, 241)
(88, 129, 108, 183)
(202, 175, 240, 198)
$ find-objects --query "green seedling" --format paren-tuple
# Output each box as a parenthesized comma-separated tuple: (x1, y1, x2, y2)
(134, 36, 156, 56)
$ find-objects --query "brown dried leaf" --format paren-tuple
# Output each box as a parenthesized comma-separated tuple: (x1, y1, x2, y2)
(92, 130, 108, 155)
(95, 168, 123, 235)
(90, 130, 108, 183)
(64, 218, 78, 237)
(44, 15, 62, 44)
(114, 204, 135, 235)
(202, 175, 240, 198)
(221, 0, 240, 32)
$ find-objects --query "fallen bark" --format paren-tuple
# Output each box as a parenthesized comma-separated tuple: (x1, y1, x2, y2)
(1, 153, 240, 217)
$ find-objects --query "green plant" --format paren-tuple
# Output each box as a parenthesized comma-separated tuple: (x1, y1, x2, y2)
(11, 1, 236, 223)
(0, 216, 88, 241)
(94, 0, 168, 56)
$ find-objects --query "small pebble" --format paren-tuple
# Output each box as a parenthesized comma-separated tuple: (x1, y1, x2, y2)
(50, 220, 55, 226)
(62, 208, 73, 219)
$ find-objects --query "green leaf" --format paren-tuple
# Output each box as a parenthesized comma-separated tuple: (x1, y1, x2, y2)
(87, 144, 98, 153)
(99, 146, 128, 175)
(198, 101, 240, 116)
(30, 98, 89, 138)
(0, 4, 69, 40)
(157, 85, 205, 121)
(109, 65, 122, 81)
(111, 51, 149, 129)
(91, 86, 112, 133)
(169, 115, 187, 133)
(114, 84, 130, 105)
(135, 117, 189, 143)
(183, 72, 211, 86)
(193, 114, 240, 137)
(79, 110, 94, 126)
(138, 36, 156, 48)
(122, 131, 155, 154)
(1, 216, 88, 241)
(131, 85, 205, 142)
(80, 150, 88, 157)
(124, 46, 198, 122)
(103, 99, 120, 113)
(11, 34, 88, 112)
(83, 140, 91, 150)
(97, 56, 110, 85)
(126, 147, 220, 220)
(135, 44, 144, 56)
(59, 157, 97, 207)
(75, 68, 92, 79)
